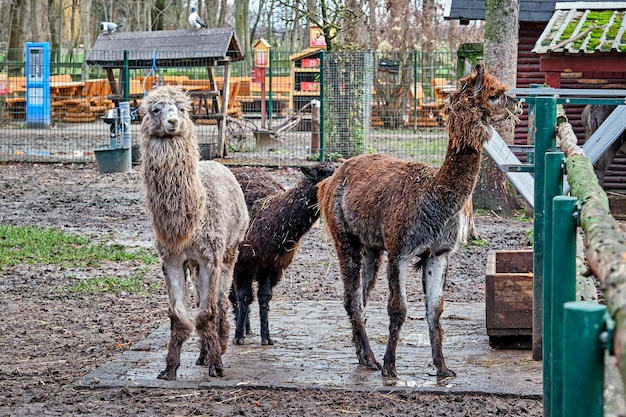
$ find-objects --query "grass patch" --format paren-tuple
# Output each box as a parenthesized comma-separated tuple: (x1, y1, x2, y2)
(469, 238, 489, 247)
(513, 210, 533, 223)
(66, 273, 156, 295)
(0, 224, 157, 270)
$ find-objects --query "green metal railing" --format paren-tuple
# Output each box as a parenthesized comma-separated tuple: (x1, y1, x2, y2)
(527, 89, 626, 417)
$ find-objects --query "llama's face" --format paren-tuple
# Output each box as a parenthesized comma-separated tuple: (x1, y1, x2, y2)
(485, 90, 522, 123)
(468, 64, 522, 124)
(146, 100, 189, 138)
(140, 85, 193, 139)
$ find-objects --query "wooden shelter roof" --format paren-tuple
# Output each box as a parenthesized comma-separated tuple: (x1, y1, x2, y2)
(532, 2, 626, 54)
(86, 28, 244, 68)
(444, 0, 609, 23)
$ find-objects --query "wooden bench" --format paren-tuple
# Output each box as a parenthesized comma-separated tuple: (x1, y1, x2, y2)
(406, 83, 447, 128)
(58, 79, 115, 123)
(6, 74, 75, 120)
(5, 77, 27, 119)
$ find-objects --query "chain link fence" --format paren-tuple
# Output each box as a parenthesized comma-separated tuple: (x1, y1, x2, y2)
(0, 48, 459, 168)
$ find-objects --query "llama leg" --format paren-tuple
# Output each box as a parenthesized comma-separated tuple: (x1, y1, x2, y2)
(382, 257, 408, 378)
(218, 249, 237, 354)
(217, 290, 231, 354)
(257, 274, 274, 345)
(233, 273, 254, 345)
(158, 258, 193, 381)
(338, 238, 380, 370)
(196, 263, 225, 377)
(187, 261, 210, 367)
(423, 254, 456, 378)
(361, 248, 382, 306)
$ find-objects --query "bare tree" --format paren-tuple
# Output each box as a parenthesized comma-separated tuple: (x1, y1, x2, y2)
(473, 0, 521, 215)
(235, 0, 251, 51)
(31, 0, 50, 42)
(8, 0, 28, 64)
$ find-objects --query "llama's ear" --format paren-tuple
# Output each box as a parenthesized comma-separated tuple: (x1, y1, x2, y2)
(300, 166, 314, 179)
(473, 63, 484, 95)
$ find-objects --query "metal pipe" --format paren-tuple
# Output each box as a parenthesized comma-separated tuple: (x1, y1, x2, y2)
(549, 195, 578, 417)
(532, 92, 557, 362)
(319, 51, 325, 162)
(562, 301, 606, 417)
(542, 151, 565, 416)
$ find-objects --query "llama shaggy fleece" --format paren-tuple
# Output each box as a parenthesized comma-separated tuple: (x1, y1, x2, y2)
(140, 86, 248, 260)
(230, 164, 335, 345)
(139, 85, 249, 379)
(317, 63, 521, 379)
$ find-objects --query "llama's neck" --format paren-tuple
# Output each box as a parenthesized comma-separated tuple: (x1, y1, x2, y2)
(142, 135, 204, 255)
(433, 138, 484, 212)
(263, 180, 320, 251)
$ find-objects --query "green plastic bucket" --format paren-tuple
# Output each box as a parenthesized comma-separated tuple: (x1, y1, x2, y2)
(94, 147, 131, 174)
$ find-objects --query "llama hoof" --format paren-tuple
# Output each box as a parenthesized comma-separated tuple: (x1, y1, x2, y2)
(233, 337, 246, 345)
(208, 364, 224, 377)
(261, 337, 274, 346)
(381, 364, 397, 378)
(157, 369, 177, 381)
(437, 368, 457, 379)
(195, 356, 207, 366)
(359, 356, 381, 371)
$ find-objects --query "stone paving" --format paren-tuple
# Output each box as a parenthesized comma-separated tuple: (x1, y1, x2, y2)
(76, 301, 543, 396)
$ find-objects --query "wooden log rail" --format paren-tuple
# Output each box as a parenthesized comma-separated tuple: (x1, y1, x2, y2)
(556, 111, 626, 389)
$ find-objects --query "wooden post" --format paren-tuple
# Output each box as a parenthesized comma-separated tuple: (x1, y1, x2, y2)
(311, 99, 320, 155)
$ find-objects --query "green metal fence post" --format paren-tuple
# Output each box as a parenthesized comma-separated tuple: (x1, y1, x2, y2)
(123, 50, 129, 102)
(319, 51, 325, 162)
(542, 152, 564, 416)
(549, 195, 578, 417)
(532, 93, 557, 362)
(562, 301, 606, 417)
(268, 48, 273, 128)
(412, 50, 418, 133)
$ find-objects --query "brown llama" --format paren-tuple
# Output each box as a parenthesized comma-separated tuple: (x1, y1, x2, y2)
(230, 164, 335, 345)
(140, 85, 249, 380)
(317, 63, 521, 378)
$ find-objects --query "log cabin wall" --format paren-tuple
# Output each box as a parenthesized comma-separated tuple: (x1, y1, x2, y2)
(515, 22, 626, 192)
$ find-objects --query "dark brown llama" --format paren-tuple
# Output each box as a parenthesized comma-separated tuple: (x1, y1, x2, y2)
(317, 63, 521, 378)
(230, 164, 335, 345)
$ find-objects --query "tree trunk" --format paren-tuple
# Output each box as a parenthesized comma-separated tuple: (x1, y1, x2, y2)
(31, 0, 49, 42)
(206, 0, 219, 27)
(235, 0, 250, 52)
(474, 0, 520, 215)
(8, 0, 27, 66)
(80, 0, 91, 79)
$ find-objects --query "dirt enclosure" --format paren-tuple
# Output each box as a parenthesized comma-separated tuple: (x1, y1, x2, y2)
(0, 162, 543, 416)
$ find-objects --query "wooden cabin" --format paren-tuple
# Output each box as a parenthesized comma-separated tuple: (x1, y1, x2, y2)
(445, 0, 626, 192)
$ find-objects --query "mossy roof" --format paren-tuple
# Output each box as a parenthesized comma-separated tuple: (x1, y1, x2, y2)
(532, 2, 626, 54)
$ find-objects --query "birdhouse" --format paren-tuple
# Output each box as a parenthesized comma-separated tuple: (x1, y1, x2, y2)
(253, 38, 270, 68)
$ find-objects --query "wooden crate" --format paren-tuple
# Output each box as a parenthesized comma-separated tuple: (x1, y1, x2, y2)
(485, 250, 533, 341)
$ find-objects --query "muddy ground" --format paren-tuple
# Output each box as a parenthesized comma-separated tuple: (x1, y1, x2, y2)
(0, 162, 543, 416)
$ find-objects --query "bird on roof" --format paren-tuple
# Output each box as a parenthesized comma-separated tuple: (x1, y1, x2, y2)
(100, 22, 122, 34)
(189, 7, 207, 29)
